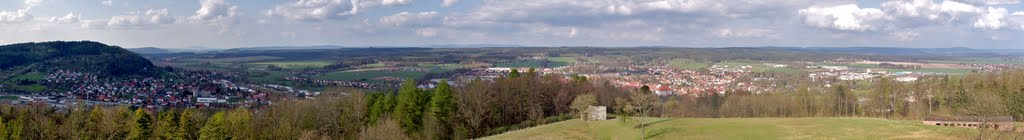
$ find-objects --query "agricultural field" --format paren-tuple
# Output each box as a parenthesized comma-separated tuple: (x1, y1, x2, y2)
(248, 61, 333, 69)
(1, 72, 48, 93)
(182, 56, 283, 63)
(484, 117, 1014, 140)
(924, 59, 1024, 65)
(669, 59, 708, 71)
(315, 63, 466, 83)
(495, 57, 575, 68)
(715, 61, 803, 74)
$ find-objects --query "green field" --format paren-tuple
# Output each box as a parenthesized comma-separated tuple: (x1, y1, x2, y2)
(669, 59, 709, 71)
(183, 56, 282, 63)
(715, 62, 802, 74)
(249, 61, 333, 69)
(496, 57, 574, 68)
(484, 117, 1007, 140)
(317, 70, 429, 82)
(315, 64, 465, 83)
(2, 72, 48, 93)
(924, 59, 1024, 65)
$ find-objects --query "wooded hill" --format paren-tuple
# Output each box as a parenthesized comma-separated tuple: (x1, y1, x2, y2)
(0, 41, 161, 79)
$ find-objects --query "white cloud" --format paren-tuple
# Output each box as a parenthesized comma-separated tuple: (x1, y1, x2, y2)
(568, 27, 578, 38)
(102, 0, 113, 6)
(442, 0, 457, 7)
(105, 9, 178, 29)
(266, 0, 359, 21)
(891, 31, 920, 41)
(416, 27, 438, 37)
(798, 4, 886, 31)
(973, 7, 1008, 29)
(715, 28, 779, 38)
(0, 9, 33, 23)
(379, 11, 439, 27)
(953, 0, 1021, 5)
(191, 0, 240, 22)
(24, 0, 44, 9)
(49, 12, 81, 24)
(360, 0, 412, 7)
(267, 0, 414, 21)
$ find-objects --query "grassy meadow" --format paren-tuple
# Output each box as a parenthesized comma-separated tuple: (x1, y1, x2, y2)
(483, 117, 1017, 140)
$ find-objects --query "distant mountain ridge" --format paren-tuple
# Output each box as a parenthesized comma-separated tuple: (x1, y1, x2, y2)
(0, 41, 162, 79)
(752, 46, 992, 56)
(128, 47, 174, 54)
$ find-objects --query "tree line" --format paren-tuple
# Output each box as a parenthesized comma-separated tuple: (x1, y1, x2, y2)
(2, 69, 1024, 139)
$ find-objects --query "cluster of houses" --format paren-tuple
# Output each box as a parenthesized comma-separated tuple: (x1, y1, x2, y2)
(284, 76, 388, 89)
(38, 70, 270, 108)
(611, 63, 775, 96)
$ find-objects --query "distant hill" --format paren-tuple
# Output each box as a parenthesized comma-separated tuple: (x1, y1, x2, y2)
(760, 47, 992, 56)
(224, 45, 347, 51)
(0, 41, 162, 79)
(128, 47, 174, 54)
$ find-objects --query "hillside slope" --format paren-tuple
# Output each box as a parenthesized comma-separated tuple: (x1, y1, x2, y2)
(0, 41, 162, 93)
(484, 117, 1015, 140)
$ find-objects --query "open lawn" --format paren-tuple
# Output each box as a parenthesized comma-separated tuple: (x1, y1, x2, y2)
(483, 117, 1011, 140)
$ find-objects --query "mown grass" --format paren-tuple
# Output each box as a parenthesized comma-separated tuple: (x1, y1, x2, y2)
(483, 117, 1003, 140)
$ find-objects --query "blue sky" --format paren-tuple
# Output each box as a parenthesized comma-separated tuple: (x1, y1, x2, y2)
(1, 0, 1023, 49)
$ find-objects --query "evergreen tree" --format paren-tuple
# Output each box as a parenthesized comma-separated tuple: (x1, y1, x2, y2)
(86, 106, 106, 139)
(157, 109, 180, 140)
(0, 117, 6, 139)
(395, 79, 427, 134)
(199, 112, 229, 140)
(526, 67, 537, 77)
(7, 117, 22, 140)
(225, 108, 252, 139)
(177, 109, 199, 140)
(639, 85, 652, 94)
(509, 69, 520, 78)
(127, 109, 153, 140)
(429, 79, 457, 139)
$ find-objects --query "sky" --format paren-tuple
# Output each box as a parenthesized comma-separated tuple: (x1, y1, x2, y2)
(1, 0, 1023, 49)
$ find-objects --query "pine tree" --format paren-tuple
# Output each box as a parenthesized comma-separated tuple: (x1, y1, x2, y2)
(7, 117, 22, 140)
(225, 108, 252, 139)
(157, 109, 180, 140)
(127, 109, 153, 140)
(526, 67, 537, 77)
(395, 79, 426, 134)
(509, 69, 520, 78)
(639, 85, 652, 94)
(0, 117, 7, 139)
(86, 106, 106, 139)
(429, 79, 457, 139)
(177, 109, 199, 140)
(200, 112, 229, 140)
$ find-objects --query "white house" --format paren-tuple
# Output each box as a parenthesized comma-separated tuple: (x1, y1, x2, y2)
(655, 84, 673, 96)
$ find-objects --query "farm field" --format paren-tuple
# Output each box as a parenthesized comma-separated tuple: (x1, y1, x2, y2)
(248, 61, 333, 69)
(495, 57, 574, 68)
(483, 117, 1013, 140)
(669, 59, 708, 71)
